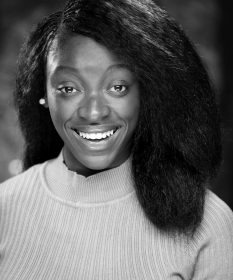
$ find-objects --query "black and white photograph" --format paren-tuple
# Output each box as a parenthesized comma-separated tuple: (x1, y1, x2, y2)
(0, 0, 233, 279)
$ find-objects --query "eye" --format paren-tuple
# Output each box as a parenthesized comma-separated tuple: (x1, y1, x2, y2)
(109, 85, 128, 94)
(56, 86, 82, 96)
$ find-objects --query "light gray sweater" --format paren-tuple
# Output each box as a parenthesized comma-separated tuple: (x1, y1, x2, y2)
(0, 152, 233, 279)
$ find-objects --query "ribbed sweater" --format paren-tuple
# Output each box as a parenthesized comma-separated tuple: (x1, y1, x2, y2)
(0, 151, 233, 279)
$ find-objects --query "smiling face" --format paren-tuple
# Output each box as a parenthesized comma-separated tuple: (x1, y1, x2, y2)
(46, 34, 140, 176)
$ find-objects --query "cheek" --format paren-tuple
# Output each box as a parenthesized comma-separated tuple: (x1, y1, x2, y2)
(112, 84, 140, 123)
(112, 101, 139, 136)
(46, 83, 73, 123)
(122, 95, 140, 127)
(47, 98, 73, 127)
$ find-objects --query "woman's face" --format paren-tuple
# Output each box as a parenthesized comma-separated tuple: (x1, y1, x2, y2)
(46, 34, 140, 176)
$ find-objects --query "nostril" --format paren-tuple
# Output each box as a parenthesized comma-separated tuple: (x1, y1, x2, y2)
(101, 105, 111, 117)
(78, 106, 87, 119)
(78, 101, 110, 121)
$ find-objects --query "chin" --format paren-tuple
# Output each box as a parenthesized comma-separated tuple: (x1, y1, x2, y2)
(80, 154, 121, 171)
(82, 157, 114, 171)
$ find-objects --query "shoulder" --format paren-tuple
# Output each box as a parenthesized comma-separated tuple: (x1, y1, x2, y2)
(0, 163, 44, 202)
(192, 189, 233, 245)
(188, 189, 233, 279)
(202, 189, 233, 236)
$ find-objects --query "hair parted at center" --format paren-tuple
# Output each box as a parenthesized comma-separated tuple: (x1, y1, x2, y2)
(15, 0, 222, 235)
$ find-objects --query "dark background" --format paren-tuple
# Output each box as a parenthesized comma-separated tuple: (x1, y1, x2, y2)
(0, 0, 232, 209)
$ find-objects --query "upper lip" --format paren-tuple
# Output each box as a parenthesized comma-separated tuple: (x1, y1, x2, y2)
(71, 125, 120, 134)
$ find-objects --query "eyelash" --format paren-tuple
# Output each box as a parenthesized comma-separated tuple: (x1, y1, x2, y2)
(56, 84, 129, 96)
(56, 86, 82, 95)
(108, 85, 128, 95)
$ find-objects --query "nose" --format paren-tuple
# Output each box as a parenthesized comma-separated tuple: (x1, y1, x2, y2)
(78, 95, 110, 123)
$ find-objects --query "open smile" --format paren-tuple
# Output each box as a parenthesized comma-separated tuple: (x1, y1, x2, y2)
(72, 127, 119, 142)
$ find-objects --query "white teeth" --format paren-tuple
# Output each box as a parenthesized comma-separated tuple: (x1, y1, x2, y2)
(77, 129, 116, 140)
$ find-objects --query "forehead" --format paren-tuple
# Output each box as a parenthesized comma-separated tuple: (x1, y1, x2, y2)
(46, 34, 125, 74)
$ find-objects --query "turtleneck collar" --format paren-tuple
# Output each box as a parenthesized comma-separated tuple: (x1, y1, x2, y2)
(42, 149, 135, 205)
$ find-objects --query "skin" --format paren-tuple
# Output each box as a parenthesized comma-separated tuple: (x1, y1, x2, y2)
(46, 34, 140, 176)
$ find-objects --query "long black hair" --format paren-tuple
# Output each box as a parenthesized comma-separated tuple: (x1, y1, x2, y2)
(15, 0, 222, 235)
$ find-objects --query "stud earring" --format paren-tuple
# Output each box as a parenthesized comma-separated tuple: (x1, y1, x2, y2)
(39, 98, 46, 105)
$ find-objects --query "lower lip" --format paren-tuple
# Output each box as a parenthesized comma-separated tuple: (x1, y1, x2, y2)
(71, 129, 120, 151)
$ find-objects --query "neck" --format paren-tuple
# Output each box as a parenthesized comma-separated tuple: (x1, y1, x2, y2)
(62, 146, 131, 177)
(43, 149, 135, 204)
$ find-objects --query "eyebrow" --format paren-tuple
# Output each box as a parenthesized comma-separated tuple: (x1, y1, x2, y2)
(52, 63, 131, 75)
(106, 63, 131, 72)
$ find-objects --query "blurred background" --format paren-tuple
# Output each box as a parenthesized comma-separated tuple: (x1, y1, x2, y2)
(0, 0, 232, 209)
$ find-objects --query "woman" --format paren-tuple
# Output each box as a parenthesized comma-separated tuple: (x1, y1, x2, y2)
(0, 0, 233, 278)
